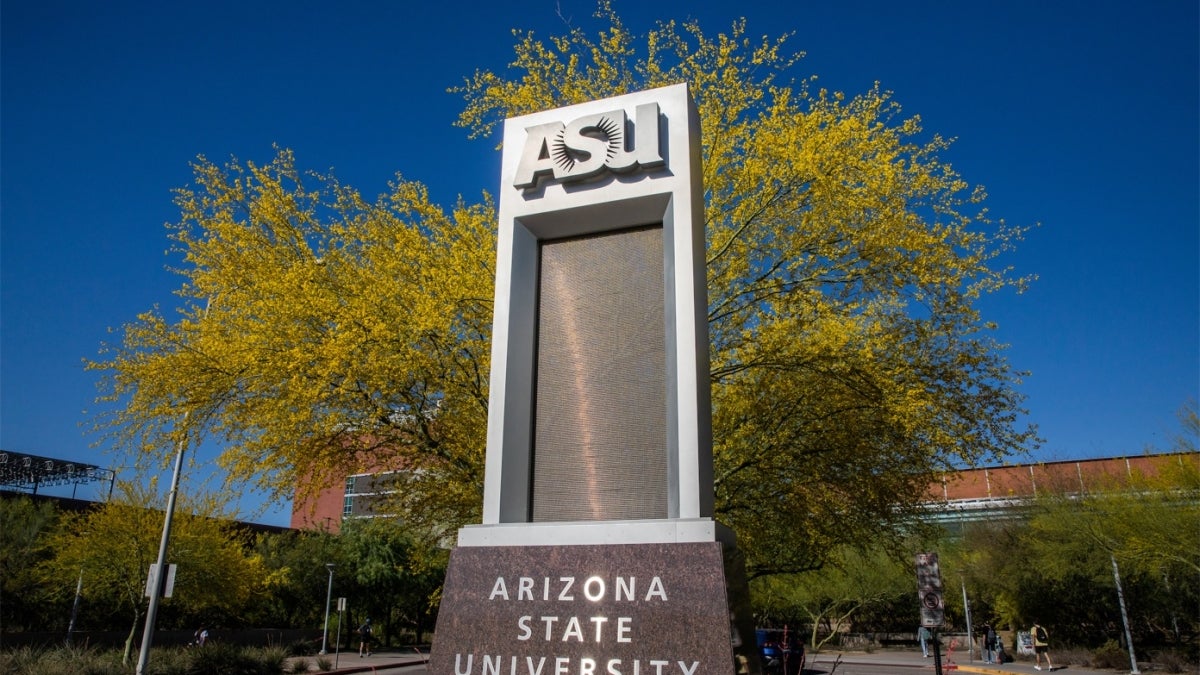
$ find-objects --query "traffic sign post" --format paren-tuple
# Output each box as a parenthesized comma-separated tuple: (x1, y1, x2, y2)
(915, 552, 945, 627)
(916, 552, 946, 675)
(334, 597, 346, 668)
(143, 563, 177, 599)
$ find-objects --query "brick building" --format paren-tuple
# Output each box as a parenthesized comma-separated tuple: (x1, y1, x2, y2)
(292, 452, 1199, 533)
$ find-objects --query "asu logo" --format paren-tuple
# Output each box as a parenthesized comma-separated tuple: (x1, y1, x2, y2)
(513, 102, 665, 189)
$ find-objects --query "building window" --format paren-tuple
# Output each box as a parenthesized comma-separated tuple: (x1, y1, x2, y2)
(343, 495, 354, 516)
(345, 476, 357, 495)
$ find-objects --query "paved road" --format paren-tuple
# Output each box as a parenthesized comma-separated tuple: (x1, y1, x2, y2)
(285, 648, 429, 674)
(804, 650, 1114, 675)
(285, 649, 1116, 675)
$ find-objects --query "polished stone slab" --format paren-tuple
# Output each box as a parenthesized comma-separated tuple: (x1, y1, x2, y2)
(430, 542, 742, 675)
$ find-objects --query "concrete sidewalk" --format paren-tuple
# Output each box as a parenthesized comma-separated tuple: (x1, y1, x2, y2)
(817, 648, 1119, 675)
(284, 648, 1121, 675)
(285, 648, 429, 674)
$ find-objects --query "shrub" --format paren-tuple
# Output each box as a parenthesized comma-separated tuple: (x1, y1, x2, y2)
(0, 645, 125, 675)
(286, 638, 317, 656)
(0, 643, 306, 675)
(186, 642, 259, 675)
(1047, 645, 1091, 668)
(0, 646, 45, 675)
(145, 646, 192, 675)
(1150, 649, 1194, 674)
(1090, 640, 1128, 669)
(251, 645, 290, 673)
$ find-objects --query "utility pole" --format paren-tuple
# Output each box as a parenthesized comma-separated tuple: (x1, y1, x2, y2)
(961, 578, 974, 662)
(136, 299, 209, 675)
(320, 564, 335, 654)
(66, 568, 84, 645)
(135, 426, 188, 675)
(1111, 554, 1140, 674)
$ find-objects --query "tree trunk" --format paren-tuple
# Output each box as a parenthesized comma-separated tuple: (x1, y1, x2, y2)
(123, 611, 141, 665)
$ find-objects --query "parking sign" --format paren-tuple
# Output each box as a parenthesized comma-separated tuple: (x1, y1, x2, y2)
(915, 552, 945, 627)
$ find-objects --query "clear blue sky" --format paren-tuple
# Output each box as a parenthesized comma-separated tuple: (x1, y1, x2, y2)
(3, 1, 1197, 526)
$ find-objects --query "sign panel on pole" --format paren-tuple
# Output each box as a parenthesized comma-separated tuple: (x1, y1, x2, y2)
(144, 563, 178, 599)
(916, 552, 945, 627)
(163, 563, 177, 598)
(144, 564, 157, 599)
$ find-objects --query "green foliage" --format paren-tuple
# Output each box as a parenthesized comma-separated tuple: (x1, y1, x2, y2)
(182, 642, 281, 675)
(2, 495, 438, 647)
(1090, 640, 1128, 669)
(37, 482, 261, 642)
(0, 645, 107, 675)
(144, 646, 192, 675)
(751, 545, 912, 651)
(248, 529, 345, 629)
(1028, 460, 1200, 580)
(0, 644, 160, 675)
(950, 426, 1200, 647)
(89, 148, 495, 539)
(0, 644, 298, 675)
(769, 434, 1199, 656)
(0, 496, 60, 632)
(339, 518, 446, 644)
(243, 519, 445, 643)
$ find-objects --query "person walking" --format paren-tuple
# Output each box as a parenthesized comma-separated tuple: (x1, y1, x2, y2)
(358, 618, 373, 657)
(983, 623, 997, 664)
(918, 625, 932, 658)
(1031, 621, 1053, 671)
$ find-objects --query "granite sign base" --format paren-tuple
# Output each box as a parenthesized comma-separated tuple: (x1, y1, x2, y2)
(429, 541, 759, 675)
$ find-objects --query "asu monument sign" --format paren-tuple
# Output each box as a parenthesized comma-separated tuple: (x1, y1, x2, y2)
(429, 84, 758, 675)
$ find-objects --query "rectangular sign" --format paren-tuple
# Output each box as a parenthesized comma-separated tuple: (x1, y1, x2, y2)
(144, 563, 177, 599)
(430, 543, 736, 675)
(915, 552, 944, 627)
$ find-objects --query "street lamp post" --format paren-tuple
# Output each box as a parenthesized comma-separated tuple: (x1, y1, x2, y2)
(135, 298, 211, 675)
(66, 567, 84, 645)
(135, 425, 189, 675)
(320, 563, 335, 654)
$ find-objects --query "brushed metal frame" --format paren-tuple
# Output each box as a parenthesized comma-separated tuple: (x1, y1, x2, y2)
(465, 84, 711, 546)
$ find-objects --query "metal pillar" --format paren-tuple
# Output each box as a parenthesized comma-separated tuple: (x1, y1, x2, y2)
(135, 428, 188, 675)
(320, 564, 335, 654)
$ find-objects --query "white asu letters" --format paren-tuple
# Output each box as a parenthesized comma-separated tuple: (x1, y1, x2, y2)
(512, 102, 664, 189)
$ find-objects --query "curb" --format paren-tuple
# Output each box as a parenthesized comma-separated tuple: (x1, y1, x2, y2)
(953, 664, 1066, 675)
(287, 654, 428, 674)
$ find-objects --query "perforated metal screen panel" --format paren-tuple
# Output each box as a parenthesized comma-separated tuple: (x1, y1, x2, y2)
(531, 225, 668, 521)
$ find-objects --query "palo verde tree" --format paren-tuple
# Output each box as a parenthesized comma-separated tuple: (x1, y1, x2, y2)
(90, 150, 496, 539)
(457, 4, 1035, 574)
(751, 544, 913, 652)
(90, 5, 1035, 576)
(38, 482, 259, 663)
